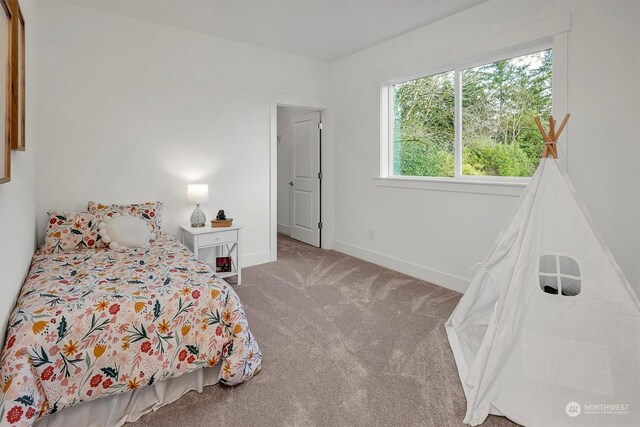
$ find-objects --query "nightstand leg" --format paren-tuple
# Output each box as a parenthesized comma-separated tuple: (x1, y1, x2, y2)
(237, 229, 241, 285)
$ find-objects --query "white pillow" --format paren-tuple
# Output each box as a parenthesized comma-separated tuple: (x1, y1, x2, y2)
(98, 214, 152, 249)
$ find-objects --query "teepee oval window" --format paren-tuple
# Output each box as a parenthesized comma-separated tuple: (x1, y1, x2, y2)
(539, 255, 581, 296)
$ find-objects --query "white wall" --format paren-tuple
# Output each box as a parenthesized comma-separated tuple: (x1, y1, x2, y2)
(6, 1, 638, 343)
(330, 0, 640, 295)
(33, 1, 330, 266)
(0, 0, 37, 343)
(276, 106, 311, 235)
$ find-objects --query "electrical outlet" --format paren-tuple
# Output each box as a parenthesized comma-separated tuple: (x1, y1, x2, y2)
(369, 230, 374, 239)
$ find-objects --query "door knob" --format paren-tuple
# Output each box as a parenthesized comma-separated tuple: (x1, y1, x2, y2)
(289, 181, 294, 186)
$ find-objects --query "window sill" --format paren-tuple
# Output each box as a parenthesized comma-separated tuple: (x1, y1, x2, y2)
(373, 176, 528, 197)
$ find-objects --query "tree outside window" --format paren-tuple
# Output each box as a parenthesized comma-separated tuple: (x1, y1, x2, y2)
(391, 48, 552, 178)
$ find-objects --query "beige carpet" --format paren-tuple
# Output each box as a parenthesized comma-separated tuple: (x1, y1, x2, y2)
(134, 235, 516, 427)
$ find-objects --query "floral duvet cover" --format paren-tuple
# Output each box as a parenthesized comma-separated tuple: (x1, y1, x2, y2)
(0, 235, 261, 426)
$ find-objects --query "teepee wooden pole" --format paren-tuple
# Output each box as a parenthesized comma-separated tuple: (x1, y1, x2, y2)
(535, 117, 549, 142)
(535, 116, 550, 158)
(536, 114, 570, 159)
(555, 113, 571, 139)
(549, 120, 558, 158)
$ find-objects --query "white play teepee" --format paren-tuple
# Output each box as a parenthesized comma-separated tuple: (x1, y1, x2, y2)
(446, 114, 640, 426)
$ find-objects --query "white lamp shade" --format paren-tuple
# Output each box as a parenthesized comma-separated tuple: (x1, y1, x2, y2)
(187, 184, 209, 204)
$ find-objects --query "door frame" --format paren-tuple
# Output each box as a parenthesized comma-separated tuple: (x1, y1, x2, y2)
(270, 93, 332, 262)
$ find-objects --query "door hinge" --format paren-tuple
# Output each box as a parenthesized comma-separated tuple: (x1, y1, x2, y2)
(318, 122, 323, 130)
(318, 172, 322, 180)
(318, 222, 323, 230)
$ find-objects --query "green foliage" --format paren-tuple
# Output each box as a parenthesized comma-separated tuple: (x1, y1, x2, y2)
(463, 137, 536, 177)
(393, 139, 454, 177)
(393, 71, 455, 154)
(393, 49, 552, 177)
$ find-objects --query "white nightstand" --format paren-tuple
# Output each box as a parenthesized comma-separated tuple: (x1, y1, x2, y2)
(180, 224, 242, 285)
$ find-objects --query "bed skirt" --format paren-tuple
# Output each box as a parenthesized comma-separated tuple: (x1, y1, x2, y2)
(35, 366, 221, 427)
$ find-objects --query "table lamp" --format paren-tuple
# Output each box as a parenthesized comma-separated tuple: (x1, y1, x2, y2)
(187, 183, 209, 227)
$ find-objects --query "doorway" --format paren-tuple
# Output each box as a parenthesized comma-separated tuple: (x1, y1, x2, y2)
(277, 106, 322, 248)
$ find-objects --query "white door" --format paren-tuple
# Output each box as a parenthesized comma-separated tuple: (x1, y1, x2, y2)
(289, 112, 321, 247)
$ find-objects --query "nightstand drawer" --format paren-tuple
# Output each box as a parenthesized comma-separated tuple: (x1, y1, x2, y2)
(198, 230, 237, 247)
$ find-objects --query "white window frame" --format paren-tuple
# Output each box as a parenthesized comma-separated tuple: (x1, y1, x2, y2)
(539, 254, 582, 297)
(377, 32, 568, 197)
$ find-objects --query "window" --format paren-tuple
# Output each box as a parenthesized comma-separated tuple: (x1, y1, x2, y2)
(539, 254, 581, 296)
(392, 71, 455, 177)
(388, 48, 552, 179)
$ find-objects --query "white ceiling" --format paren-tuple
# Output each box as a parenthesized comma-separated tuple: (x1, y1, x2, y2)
(72, 0, 486, 61)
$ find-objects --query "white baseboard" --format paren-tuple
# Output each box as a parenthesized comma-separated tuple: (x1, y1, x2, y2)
(331, 240, 470, 293)
(277, 223, 290, 235)
(242, 251, 271, 268)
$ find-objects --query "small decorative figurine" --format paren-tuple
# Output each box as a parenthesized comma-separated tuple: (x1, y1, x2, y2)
(211, 210, 233, 227)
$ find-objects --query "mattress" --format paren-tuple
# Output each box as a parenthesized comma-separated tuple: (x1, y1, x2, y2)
(0, 235, 261, 426)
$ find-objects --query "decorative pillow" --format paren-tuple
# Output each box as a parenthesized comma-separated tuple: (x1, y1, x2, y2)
(42, 211, 104, 254)
(98, 214, 151, 249)
(88, 201, 162, 237)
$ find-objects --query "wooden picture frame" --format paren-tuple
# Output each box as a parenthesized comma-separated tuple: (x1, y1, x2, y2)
(11, 1, 23, 151)
(0, 0, 12, 184)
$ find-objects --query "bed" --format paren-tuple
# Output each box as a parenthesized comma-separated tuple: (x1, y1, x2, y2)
(0, 233, 262, 426)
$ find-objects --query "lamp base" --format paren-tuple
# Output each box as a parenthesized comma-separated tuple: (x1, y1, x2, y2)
(190, 204, 206, 227)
